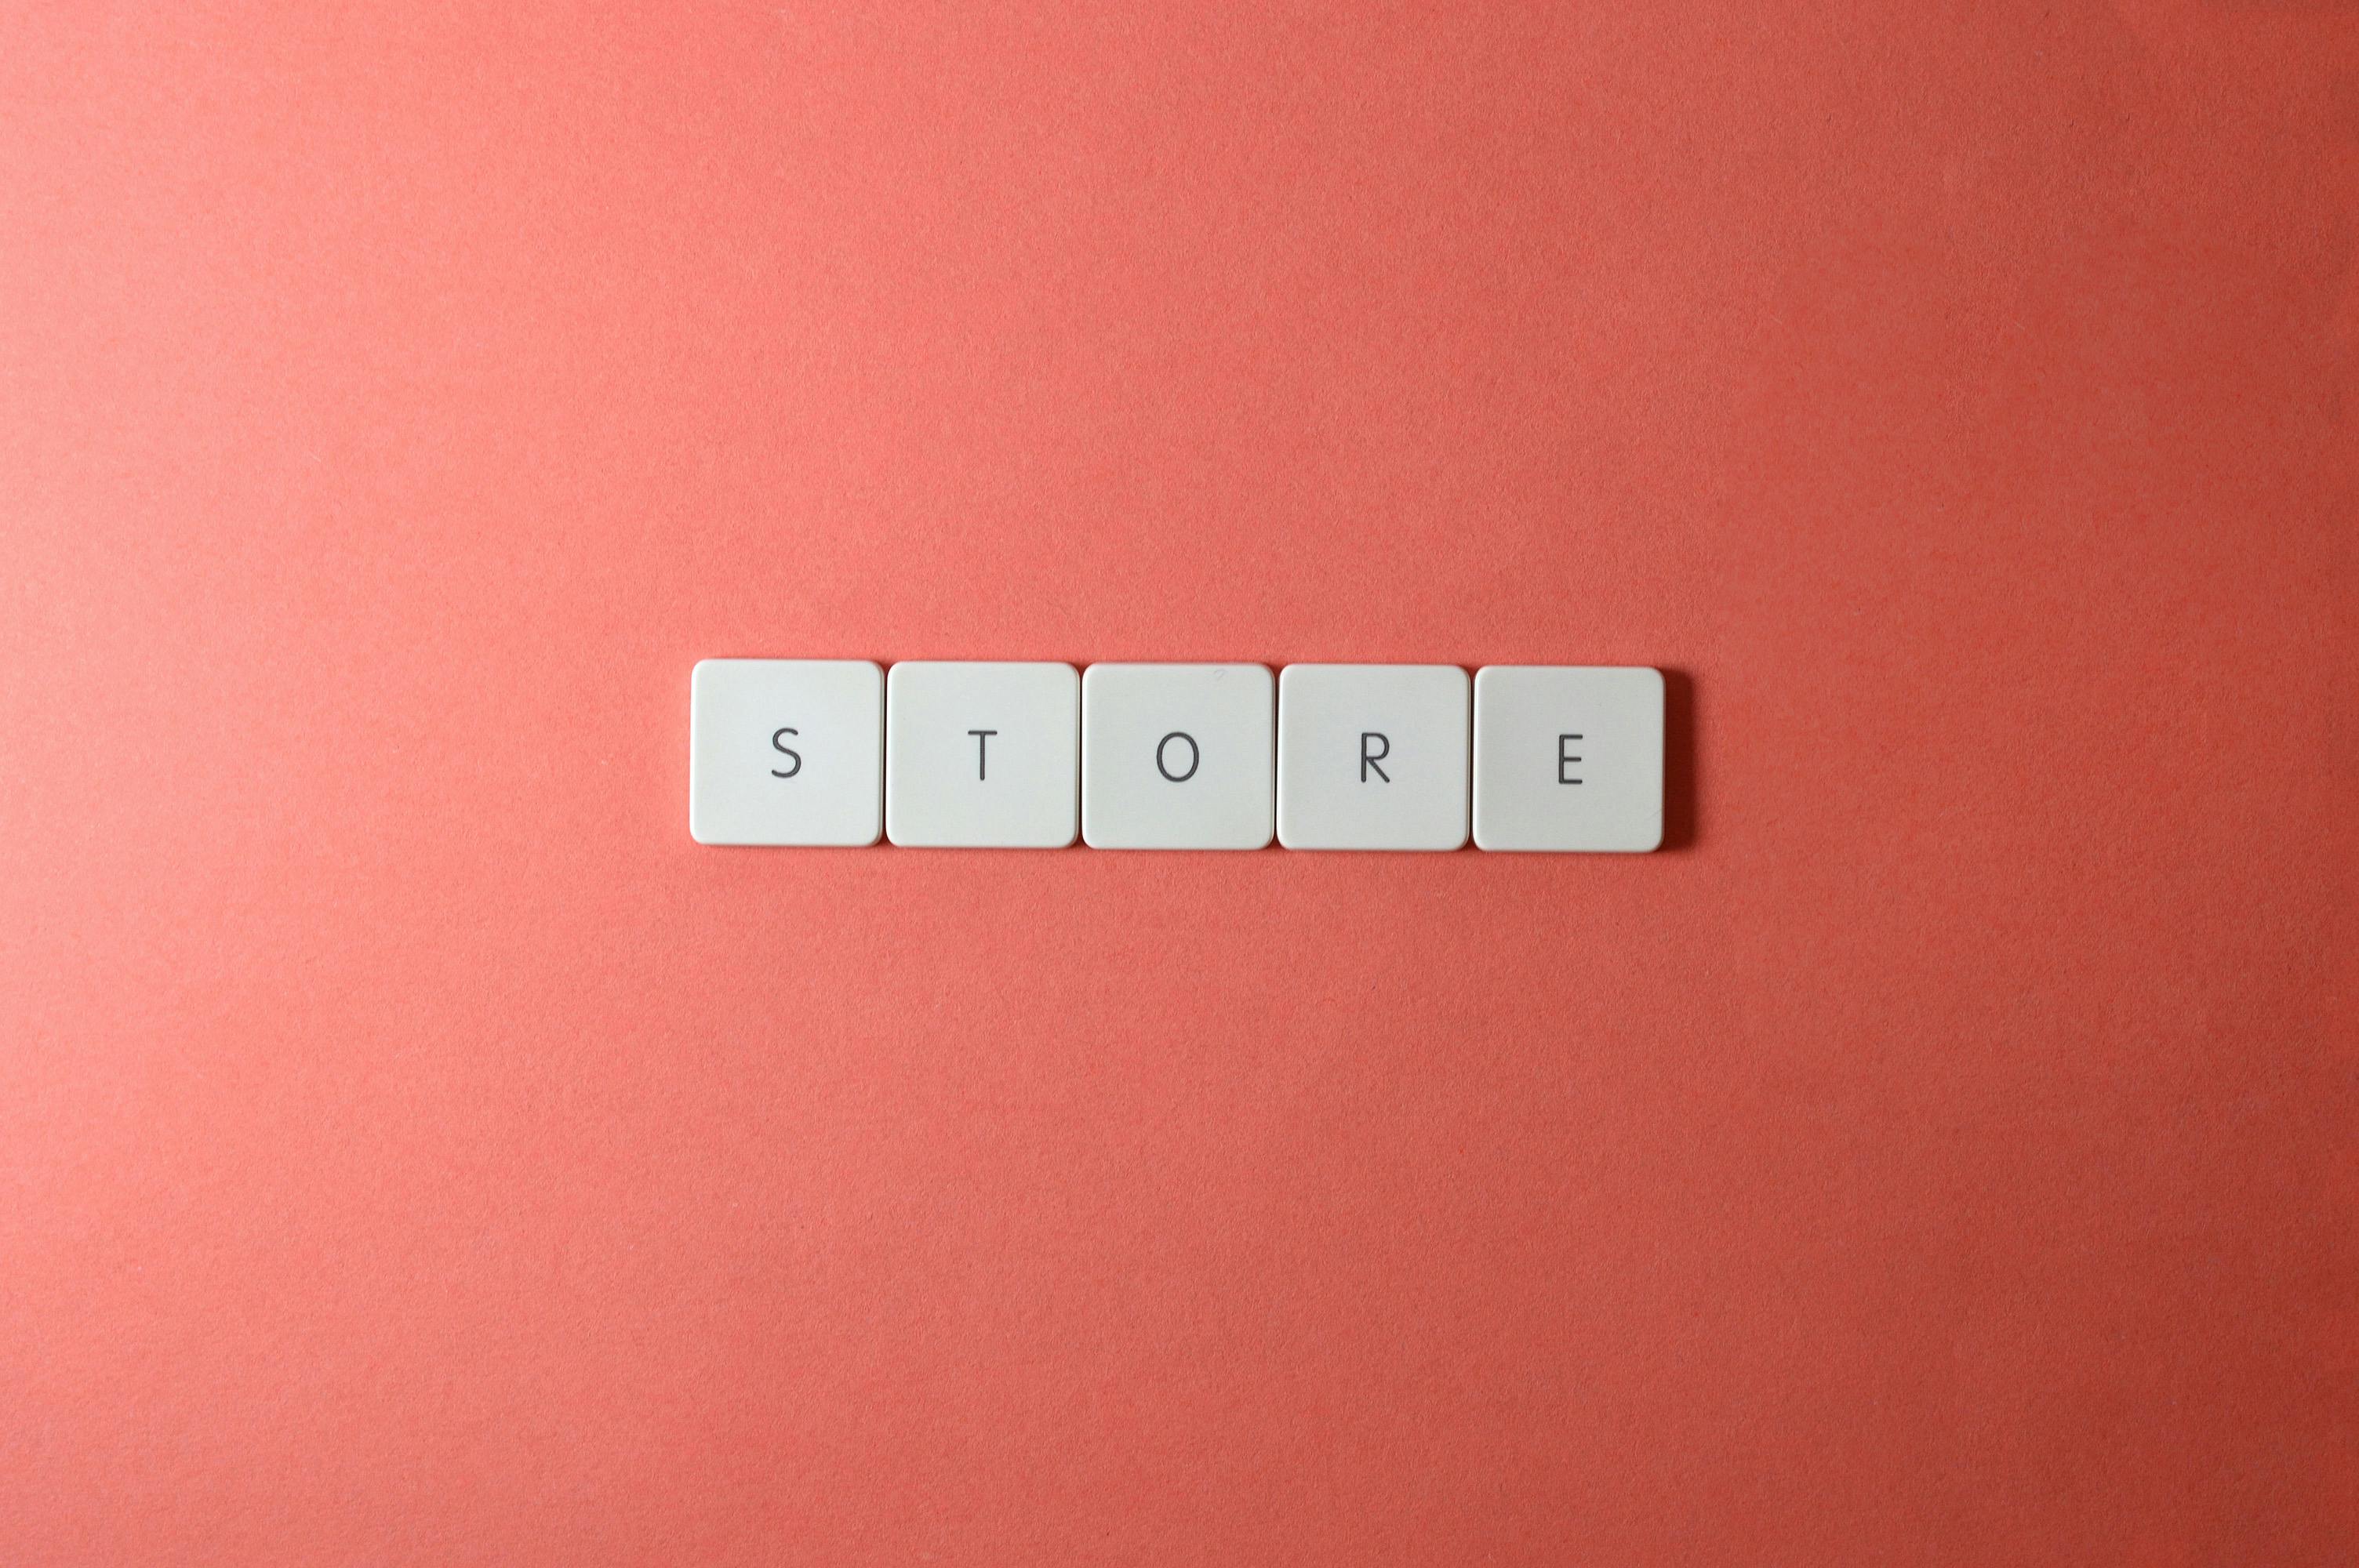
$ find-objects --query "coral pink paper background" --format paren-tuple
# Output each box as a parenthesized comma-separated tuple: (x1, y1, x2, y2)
(3, 3, 2354, 1563)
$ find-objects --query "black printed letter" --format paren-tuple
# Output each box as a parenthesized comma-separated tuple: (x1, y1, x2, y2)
(1156, 731, 1199, 782)
(770, 727, 802, 779)
(1558, 733, 1583, 786)
(969, 729, 997, 781)
(1360, 731, 1391, 783)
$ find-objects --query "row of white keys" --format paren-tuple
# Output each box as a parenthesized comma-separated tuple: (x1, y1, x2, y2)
(689, 660, 1663, 851)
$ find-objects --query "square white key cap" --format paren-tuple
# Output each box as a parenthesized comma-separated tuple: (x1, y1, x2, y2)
(1276, 664, 1469, 851)
(1081, 663, 1274, 850)
(689, 659, 882, 845)
(885, 661, 1079, 848)
(1472, 666, 1663, 851)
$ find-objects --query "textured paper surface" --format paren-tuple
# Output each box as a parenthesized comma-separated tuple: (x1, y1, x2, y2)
(2, 2, 2354, 1563)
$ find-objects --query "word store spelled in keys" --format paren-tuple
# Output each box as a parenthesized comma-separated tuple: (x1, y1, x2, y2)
(689, 659, 1664, 854)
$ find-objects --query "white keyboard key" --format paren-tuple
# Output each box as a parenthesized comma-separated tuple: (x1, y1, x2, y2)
(1081, 663, 1274, 850)
(885, 661, 1079, 848)
(689, 659, 882, 845)
(1471, 666, 1663, 852)
(1276, 664, 1469, 851)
